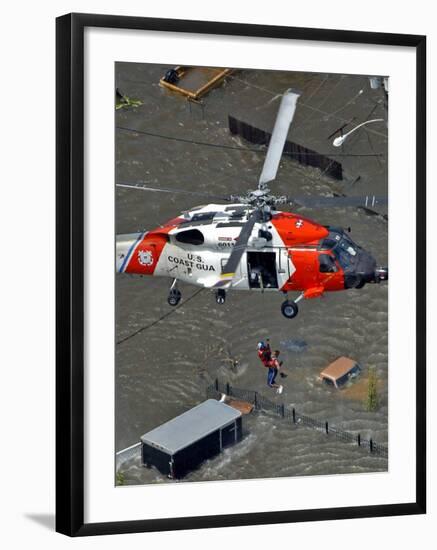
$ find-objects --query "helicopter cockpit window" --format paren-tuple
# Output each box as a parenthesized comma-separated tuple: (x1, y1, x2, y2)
(320, 238, 337, 250)
(319, 254, 337, 273)
(175, 229, 205, 245)
(191, 212, 217, 222)
(321, 231, 360, 270)
(338, 235, 357, 257)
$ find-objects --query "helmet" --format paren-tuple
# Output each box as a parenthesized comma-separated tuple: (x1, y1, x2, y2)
(257, 341, 266, 350)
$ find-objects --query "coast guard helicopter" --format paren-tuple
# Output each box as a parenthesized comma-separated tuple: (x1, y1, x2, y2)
(116, 89, 388, 319)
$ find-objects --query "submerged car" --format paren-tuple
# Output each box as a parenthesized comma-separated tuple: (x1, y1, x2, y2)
(320, 356, 361, 389)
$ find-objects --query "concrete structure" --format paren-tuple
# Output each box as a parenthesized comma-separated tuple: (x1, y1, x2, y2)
(141, 399, 243, 479)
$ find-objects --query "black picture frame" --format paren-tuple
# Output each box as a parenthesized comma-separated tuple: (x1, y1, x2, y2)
(56, 12, 426, 537)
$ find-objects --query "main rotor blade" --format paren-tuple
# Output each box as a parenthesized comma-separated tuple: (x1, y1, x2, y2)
(258, 89, 301, 189)
(221, 210, 259, 276)
(291, 195, 388, 209)
(116, 182, 232, 202)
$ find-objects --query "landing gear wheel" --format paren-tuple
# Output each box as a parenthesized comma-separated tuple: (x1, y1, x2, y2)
(281, 300, 299, 319)
(346, 274, 365, 289)
(215, 289, 226, 305)
(167, 289, 182, 306)
(355, 278, 366, 289)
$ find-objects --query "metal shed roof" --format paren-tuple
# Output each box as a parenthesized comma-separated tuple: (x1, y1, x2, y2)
(140, 399, 242, 455)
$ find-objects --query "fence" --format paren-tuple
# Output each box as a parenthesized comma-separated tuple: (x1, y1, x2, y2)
(228, 115, 343, 180)
(207, 379, 388, 458)
(116, 442, 141, 471)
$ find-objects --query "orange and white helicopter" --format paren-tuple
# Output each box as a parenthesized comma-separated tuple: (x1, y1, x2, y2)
(116, 89, 388, 319)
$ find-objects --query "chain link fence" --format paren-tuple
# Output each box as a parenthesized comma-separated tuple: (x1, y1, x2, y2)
(207, 379, 388, 458)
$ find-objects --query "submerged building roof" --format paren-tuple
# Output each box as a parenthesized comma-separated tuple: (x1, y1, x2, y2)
(140, 399, 241, 455)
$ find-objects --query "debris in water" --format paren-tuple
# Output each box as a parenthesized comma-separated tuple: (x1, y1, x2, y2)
(116, 88, 143, 110)
(279, 339, 308, 353)
(160, 66, 233, 101)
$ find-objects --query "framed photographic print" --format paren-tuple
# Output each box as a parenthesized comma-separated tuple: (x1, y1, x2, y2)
(56, 13, 426, 536)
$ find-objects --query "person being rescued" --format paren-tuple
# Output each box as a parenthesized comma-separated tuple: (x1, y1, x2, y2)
(257, 339, 271, 366)
(257, 341, 283, 395)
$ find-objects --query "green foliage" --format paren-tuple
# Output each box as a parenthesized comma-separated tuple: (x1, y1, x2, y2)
(365, 367, 378, 412)
(116, 95, 143, 110)
(116, 471, 125, 486)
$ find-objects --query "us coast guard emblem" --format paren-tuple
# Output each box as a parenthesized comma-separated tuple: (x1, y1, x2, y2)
(138, 249, 154, 266)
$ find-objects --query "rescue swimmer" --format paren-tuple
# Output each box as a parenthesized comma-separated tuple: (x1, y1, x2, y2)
(257, 340, 284, 394)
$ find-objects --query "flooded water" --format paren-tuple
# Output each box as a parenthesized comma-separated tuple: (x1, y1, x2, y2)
(115, 63, 388, 484)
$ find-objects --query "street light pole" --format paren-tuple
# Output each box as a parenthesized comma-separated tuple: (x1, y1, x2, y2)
(333, 118, 385, 147)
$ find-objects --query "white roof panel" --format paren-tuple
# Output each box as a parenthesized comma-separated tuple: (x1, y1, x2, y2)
(141, 399, 241, 455)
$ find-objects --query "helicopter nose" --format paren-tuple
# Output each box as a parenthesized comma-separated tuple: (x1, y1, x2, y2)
(374, 266, 388, 283)
(343, 250, 383, 289)
(358, 258, 389, 286)
(350, 263, 388, 288)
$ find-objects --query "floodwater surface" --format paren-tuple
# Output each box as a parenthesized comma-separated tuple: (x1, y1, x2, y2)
(115, 64, 388, 484)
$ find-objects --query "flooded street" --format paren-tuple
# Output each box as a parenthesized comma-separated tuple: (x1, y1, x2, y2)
(115, 63, 388, 483)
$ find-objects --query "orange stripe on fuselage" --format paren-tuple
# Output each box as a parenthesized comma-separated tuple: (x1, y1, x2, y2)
(124, 217, 183, 275)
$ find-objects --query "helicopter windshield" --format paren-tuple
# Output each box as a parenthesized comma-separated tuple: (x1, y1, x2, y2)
(337, 234, 357, 256)
(320, 230, 359, 269)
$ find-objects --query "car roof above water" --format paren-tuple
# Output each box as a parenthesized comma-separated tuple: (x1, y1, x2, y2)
(320, 356, 360, 385)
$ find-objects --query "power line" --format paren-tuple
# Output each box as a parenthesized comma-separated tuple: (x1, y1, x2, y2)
(116, 125, 382, 158)
(227, 73, 388, 141)
(116, 287, 204, 345)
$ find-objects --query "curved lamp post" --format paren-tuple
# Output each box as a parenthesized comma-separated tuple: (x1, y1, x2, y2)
(333, 118, 385, 147)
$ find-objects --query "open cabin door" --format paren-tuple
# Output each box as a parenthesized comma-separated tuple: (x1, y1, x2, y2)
(246, 251, 279, 289)
(221, 248, 293, 290)
(276, 247, 294, 288)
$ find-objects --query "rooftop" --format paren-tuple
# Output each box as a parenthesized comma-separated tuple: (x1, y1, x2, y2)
(141, 399, 241, 455)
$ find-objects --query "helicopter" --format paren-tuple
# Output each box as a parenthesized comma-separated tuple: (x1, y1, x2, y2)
(116, 89, 388, 319)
